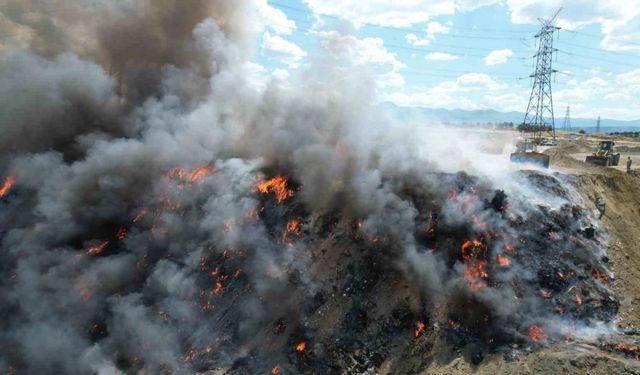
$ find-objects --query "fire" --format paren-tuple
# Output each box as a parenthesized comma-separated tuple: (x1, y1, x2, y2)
(615, 342, 640, 352)
(88, 240, 109, 255)
(213, 281, 224, 295)
(471, 214, 488, 231)
(0, 176, 15, 197)
(448, 319, 460, 328)
(188, 166, 214, 183)
(528, 325, 547, 343)
(592, 269, 609, 284)
(282, 218, 301, 242)
(575, 292, 583, 305)
(296, 341, 306, 352)
(224, 219, 235, 232)
(425, 212, 435, 233)
(286, 219, 300, 234)
(271, 365, 281, 374)
(116, 227, 127, 240)
(557, 271, 565, 280)
(461, 240, 488, 291)
(256, 175, 295, 204)
(133, 210, 146, 223)
(465, 262, 488, 291)
(497, 254, 511, 268)
(414, 321, 426, 338)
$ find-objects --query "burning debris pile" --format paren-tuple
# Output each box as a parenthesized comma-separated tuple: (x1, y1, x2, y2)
(0, 1, 628, 374)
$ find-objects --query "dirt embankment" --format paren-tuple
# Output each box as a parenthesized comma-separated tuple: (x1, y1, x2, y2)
(572, 171, 640, 327)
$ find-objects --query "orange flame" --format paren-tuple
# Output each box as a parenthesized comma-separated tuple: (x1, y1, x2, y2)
(575, 292, 583, 305)
(448, 319, 460, 328)
(528, 325, 547, 343)
(592, 269, 609, 285)
(133, 210, 146, 223)
(257, 175, 295, 204)
(88, 240, 109, 255)
(189, 166, 214, 183)
(497, 254, 511, 268)
(296, 341, 306, 352)
(461, 240, 488, 291)
(0, 176, 15, 197)
(286, 219, 300, 234)
(224, 219, 235, 232)
(465, 262, 488, 291)
(116, 227, 127, 240)
(282, 219, 301, 242)
(213, 281, 224, 295)
(616, 342, 640, 352)
(414, 321, 426, 338)
(271, 365, 281, 374)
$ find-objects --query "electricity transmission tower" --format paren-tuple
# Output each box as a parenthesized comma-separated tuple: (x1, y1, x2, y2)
(522, 8, 562, 141)
(595, 115, 601, 134)
(562, 106, 571, 131)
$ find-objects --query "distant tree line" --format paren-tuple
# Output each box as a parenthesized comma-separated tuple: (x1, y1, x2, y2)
(516, 123, 554, 132)
(608, 131, 640, 138)
(440, 121, 515, 129)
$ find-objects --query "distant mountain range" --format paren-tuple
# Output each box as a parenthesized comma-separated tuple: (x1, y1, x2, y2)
(381, 103, 640, 132)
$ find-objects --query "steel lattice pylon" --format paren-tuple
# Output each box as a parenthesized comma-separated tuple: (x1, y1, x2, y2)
(562, 106, 571, 131)
(522, 9, 562, 141)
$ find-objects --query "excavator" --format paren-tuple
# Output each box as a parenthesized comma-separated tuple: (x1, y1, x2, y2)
(585, 141, 620, 166)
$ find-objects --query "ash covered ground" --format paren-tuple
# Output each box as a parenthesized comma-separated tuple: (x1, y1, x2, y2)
(0, 1, 639, 374)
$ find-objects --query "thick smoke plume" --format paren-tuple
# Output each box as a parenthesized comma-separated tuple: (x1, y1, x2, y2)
(0, 1, 617, 374)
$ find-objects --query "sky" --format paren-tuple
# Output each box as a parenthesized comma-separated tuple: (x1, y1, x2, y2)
(255, 0, 640, 121)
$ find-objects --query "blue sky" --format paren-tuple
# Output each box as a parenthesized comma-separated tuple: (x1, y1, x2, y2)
(254, 0, 640, 120)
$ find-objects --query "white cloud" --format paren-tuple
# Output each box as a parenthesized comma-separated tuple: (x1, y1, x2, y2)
(317, 31, 406, 88)
(258, 1, 297, 35)
(505, 0, 640, 51)
(425, 52, 459, 61)
(303, 0, 456, 27)
(484, 92, 527, 112)
(383, 73, 508, 110)
(303, 0, 506, 27)
(303, 0, 639, 50)
(406, 21, 451, 46)
(405, 33, 431, 46)
(427, 21, 451, 36)
(261, 32, 307, 67)
(484, 49, 513, 65)
(318, 31, 405, 71)
(453, 73, 507, 91)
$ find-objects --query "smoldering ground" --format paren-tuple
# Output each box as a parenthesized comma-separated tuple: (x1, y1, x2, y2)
(0, 1, 618, 374)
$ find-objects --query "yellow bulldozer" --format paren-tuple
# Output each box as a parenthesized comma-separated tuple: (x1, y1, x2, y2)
(585, 141, 620, 166)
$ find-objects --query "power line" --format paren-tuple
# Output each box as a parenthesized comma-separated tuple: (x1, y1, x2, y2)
(556, 49, 638, 67)
(564, 29, 640, 47)
(556, 40, 640, 59)
(268, 1, 534, 41)
(383, 42, 532, 57)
